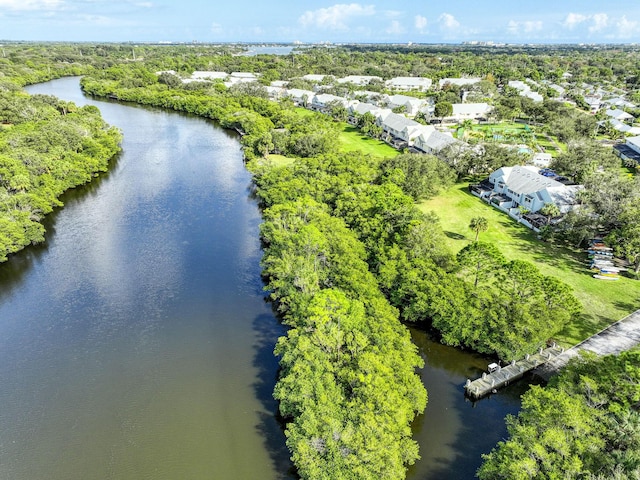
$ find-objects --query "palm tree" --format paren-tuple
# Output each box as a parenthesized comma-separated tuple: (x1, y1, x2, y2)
(469, 216, 489, 242)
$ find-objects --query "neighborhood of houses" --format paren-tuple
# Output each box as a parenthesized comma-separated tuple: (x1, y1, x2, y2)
(158, 69, 640, 233)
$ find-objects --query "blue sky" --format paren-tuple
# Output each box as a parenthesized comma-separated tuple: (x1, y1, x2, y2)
(1, 0, 639, 44)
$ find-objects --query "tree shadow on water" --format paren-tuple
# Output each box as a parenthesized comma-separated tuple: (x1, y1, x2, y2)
(408, 378, 539, 480)
(0, 154, 120, 303)
(252, 312, 297, 479)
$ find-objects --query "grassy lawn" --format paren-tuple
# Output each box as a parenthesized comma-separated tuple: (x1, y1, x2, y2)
(338, 125, 399, 158)
(419, 183, 640, 347)
(292, 107, 399, 159)
(264, 154, 296, 167)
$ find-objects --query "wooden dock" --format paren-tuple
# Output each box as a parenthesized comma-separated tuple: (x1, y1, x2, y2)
(464, 345, 565, 400)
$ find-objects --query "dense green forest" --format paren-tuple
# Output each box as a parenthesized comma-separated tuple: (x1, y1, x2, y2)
(0, 77, 121, 261)
(1, 42, 639, 479)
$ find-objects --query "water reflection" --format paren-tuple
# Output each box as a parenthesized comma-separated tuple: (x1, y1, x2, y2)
(407, 327, 540, 479)
(0, 78, 293, 479)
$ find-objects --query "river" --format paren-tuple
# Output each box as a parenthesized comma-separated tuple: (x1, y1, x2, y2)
(0, 77, 534, 479)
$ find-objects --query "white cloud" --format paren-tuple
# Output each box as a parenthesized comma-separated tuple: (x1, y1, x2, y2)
(386, 20, 405, 35)
(438, 13, 459, 30)
(615, 15, 638, 38)
(507, 19, 543, 35)
(299, 3, 376, 30)
(384, 10, 402, 18)
(0, 0, 64, 11)
(589, 13, 609, 33)
(415, 14, 427, 32)
(76, 13, 122, 26)
(563, 12, 588, 29)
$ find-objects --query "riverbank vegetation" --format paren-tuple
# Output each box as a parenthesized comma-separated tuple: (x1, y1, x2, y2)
(0, 88, 122, 261)
(478, 349, 640, 479)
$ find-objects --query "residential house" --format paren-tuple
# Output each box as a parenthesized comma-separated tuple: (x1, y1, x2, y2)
(548, 84, 566, 97)
(385, 77, 433, 92)
(627, 136, 640, 154)
(337, 75, 382, 86)
(603, 97, 637, 110)
(614, 135, 640, 164)
(190, 71, 228, 81)
(347, 102, 380, 124)
(230, 72, 259, 82)
(265, 86, 286, 100)
(531, 152, 553, 168)
(599, 118, 640, 136)
(475, 166, 582, 221)
(507, 80, 543, 103)
(387, 94, 427, 115)
(285, 88, 316, 107)
(302, 74, 327, 83)
(605, 108, 635, 123)
(522, 91, 543, 102)
(438, 77, 481, 89)
(444, 103, 492, 122)
(584, 95, 602, 113)
(508, 80, 529, 91)
(379, 113, 421, 146)
(371, 108, 394, 124)
(413, 129, 460, 155)
(270, 80, 289, 88)
(311, 93, 349, 112)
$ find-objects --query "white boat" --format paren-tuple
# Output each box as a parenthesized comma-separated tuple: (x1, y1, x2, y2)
(593, 274, 620, 281)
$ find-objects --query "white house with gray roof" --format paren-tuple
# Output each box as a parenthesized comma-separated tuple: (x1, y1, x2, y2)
(302, 74, 327, 82)
(628, 136, 640, 154)
(483, 166, 582, 215)
(337, 75, 382, 86)
(444, 103, 492, 122)
(379, 113, 420, 141)
(605, 108, 635, 122)
(388, 94, 427, 116)
(603, 97, 636, 110)
(285, 88, 316, 106)
(438, 77, 481, 89)
(413, 129, 460, 155)
(386, 77, 433, 91)
(311, 93, 349, 112)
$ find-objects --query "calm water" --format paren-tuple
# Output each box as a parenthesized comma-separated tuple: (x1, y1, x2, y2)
(0, 77, 531, 479)
(0, 77, 293, 479)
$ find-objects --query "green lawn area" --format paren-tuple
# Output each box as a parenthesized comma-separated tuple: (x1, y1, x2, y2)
(263, 154, 296, 167)
(338, 124, 399, 158)
(292, 107, 398, 159)
(419, 183, 640, 347)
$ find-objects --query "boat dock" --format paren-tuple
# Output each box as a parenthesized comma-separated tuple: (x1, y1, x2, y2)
(464, 345, 565, 399)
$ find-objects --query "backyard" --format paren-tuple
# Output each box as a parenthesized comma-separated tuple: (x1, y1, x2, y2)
(420, 183, 640, 347)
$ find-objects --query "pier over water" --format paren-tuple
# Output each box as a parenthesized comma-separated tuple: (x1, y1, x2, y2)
(464, 345, 564, 399)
